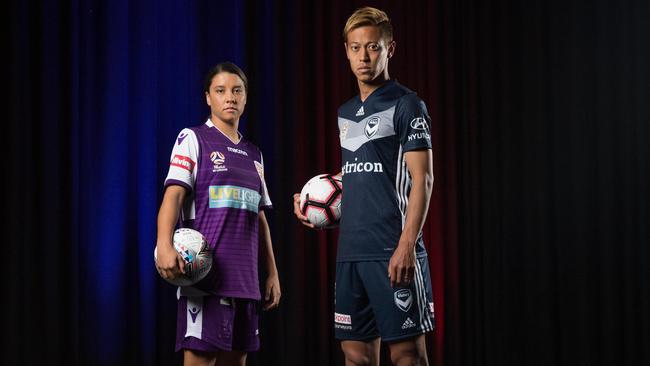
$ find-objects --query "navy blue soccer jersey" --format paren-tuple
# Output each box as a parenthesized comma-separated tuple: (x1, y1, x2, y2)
(337, 80, 432, 262)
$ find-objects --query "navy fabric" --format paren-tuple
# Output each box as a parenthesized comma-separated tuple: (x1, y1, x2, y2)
(334, 258, 435, 341)
(337, 81, 433, 261)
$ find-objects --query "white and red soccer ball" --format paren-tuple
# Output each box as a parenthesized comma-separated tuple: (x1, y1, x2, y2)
(300, 174, 343, 229)
(154, 228, 212, 287)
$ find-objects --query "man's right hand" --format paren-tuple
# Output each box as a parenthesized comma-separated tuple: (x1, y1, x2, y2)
(293, 193, 316, 229)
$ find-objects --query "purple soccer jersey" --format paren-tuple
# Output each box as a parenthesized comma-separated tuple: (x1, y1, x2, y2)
(165, 120, 272, 300)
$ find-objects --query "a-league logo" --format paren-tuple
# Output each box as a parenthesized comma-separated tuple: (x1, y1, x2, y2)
(210, 151, 228, 172)
(210, 151, 225, 165)
(394, 289, 413, 312)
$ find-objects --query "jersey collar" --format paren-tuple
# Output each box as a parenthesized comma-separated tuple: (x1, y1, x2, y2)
(357, 79, 397, 104)
(205, 119, 243, 145)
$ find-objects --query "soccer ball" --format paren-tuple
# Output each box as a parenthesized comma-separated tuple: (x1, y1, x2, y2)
(300, 174, 342, 229)
(172, 228, 207, 263)
(154, 228, 213, 286)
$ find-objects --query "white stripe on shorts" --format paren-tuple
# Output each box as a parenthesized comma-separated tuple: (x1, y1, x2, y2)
(414, 259, 433, 332)
(185, 296, 204, 339)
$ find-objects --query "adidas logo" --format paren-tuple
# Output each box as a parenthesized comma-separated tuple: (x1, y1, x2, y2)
(356, 106, 365, 116)
(401, 317, 416, 329)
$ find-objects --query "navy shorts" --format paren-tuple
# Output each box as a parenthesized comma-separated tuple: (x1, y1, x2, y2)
(334, 257, 435, 342)
(176, 295, 260, 353)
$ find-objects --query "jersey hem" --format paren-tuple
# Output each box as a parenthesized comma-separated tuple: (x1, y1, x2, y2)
(336, 251, 428, 263)
(209, 291, 261, 301)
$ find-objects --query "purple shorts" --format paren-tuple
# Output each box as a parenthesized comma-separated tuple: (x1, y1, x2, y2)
(176, 295, 260, 353)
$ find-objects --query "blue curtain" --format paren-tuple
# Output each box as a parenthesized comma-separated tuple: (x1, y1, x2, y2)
(74, 1, 250, 362)
(9, 0, 273, 364)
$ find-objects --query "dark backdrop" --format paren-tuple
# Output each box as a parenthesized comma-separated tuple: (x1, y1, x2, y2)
(6, 0, 648, 365)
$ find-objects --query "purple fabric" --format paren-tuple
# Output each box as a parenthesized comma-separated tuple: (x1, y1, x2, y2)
(176, 295, 260, 352)
(181, 123, 270, 299)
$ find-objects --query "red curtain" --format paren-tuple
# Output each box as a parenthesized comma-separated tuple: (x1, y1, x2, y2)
(243, 1, 460, 364)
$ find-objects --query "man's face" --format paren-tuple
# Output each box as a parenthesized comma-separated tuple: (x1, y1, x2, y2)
(345, 25, 395, 83)
(205, 72, 247, 124)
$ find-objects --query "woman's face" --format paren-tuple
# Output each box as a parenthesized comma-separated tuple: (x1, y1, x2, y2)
(205, 72, 247, 124)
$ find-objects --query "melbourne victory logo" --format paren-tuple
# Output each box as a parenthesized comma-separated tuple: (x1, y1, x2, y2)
(394, 289, 413, 312)
(364, 116, 380, 138)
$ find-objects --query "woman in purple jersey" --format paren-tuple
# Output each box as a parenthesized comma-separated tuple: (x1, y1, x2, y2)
(156, 62, 281, 366)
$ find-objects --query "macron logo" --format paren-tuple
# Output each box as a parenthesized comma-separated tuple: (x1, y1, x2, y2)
(356, 106, 365, 116)
(170, 154, 195, 172)
(177, 132, 188, 145)
(227, 146, 248, 156)
(189, 307, 201, 323)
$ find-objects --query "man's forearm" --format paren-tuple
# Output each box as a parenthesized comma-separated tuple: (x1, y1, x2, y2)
(399, 174, 433, 248)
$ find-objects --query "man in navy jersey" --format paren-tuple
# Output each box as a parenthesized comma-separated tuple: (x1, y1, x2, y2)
(294, 7, 434, 366)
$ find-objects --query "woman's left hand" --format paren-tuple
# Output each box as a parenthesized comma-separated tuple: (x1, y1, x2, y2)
(263, 273, 281, 310)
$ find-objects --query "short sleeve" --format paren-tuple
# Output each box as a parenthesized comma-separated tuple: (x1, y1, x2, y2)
(395, 94, 433, 152)
(164, 128, 199, 192)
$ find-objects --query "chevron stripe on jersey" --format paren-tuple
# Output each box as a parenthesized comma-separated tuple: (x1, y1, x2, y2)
(336, 80, 432, 262)
(339, 106, 396, 152)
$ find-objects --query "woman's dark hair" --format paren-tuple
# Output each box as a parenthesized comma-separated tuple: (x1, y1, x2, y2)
(203, 62, 248, 93)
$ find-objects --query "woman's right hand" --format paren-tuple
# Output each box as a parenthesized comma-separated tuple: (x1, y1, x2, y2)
(293, 193, 316, 229)
(155, 243, 186, 279)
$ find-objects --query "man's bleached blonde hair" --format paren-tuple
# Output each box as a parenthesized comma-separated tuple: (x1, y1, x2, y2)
(343, 7, 393, 43)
